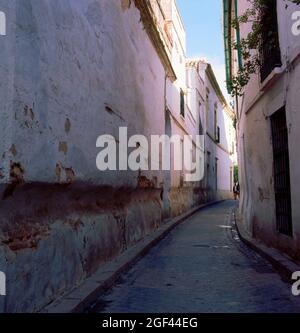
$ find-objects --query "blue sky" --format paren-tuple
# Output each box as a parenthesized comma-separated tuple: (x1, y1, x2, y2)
(176, 0, 228, 98)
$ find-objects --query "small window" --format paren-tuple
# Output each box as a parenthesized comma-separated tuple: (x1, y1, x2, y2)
(215, 126, 220, 143)
(214, 103, 218, 140)
(180, 89, 185, 117)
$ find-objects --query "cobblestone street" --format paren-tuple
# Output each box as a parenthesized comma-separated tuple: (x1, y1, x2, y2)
(89, 201, 300, 313)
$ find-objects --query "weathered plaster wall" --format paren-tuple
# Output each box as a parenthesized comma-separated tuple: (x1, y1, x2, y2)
(234, 0, 300, 260)
(163, 1, 207, 216)
(0, 0, 168, 312)
(238, 65, 300, 260)
(0, 0, 16, 183)
(0, 0, 236, 312)
(0, 0, 166, 187)
(0, 185, 162, 312)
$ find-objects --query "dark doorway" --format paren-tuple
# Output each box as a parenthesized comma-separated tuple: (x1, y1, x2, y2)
(271, 106, 293, 236)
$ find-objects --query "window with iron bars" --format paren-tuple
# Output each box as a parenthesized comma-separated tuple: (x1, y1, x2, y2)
(260, 0, 282, 82)
(271, 106, 293, 236)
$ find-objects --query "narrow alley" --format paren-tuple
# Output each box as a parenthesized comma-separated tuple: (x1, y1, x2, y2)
(88, 201, 300, 313)
(1, 0, 300, 317)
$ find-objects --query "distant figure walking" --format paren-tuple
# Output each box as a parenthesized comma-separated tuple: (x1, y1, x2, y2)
(233, 182, 240, 200)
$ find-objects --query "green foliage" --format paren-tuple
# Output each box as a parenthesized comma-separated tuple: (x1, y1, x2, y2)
(228, 0, 300, 97)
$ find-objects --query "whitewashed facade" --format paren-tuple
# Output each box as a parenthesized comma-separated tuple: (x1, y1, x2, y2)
(0, 0, 236, 311)
(224, 0, 300, 261)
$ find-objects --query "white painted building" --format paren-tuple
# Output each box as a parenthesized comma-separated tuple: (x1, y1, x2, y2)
(0, 0, 178, 313)
(160, 1, 236, 216)
(160, 0, 206, 217)
(198, 61, 237, 201)
(224, 0, 300, 261)
(0, 0, 236, 312)
(186, 59, 237, 202)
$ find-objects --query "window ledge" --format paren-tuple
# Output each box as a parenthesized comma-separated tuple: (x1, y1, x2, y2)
(245, 48, 300, 116)
(260, 46, 300, 93)
(260, 66, 284, 93)
(179, 114, 185, 122)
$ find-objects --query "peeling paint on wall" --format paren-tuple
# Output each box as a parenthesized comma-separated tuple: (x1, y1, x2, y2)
(2, 162, 25, 199)
(65, 167, 76, 184)
(65, 118, 71, 134)
(2, 223, 50, 252)
(58, 142, 68, 155)
(9, 144, 17, 157)
(0, 0, 187, 312)
(55, 163, 75, 184)
(9, 162, 24, 184)
(55, 163, 62, 183)
(137, 171, 155, 188)
(121, 0, 132, 12)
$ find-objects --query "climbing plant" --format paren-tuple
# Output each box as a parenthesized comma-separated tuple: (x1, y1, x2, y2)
(228, 0, 300, 97)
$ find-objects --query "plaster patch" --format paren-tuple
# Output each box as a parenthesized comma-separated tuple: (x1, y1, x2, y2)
(59, 142, 68, 155)
(65, 118, 71, 133)
(121, 0, 131, 11)
(9, 145, 17, 157)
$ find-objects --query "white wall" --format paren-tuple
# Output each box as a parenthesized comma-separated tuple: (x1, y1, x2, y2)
(0, 0, 166, 189)
(198, 61, 236, 199)
(231, 0, 300, 260)
(0, 0, 169, 312)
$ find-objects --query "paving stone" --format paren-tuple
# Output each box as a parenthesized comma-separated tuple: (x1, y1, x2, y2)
(89, 201, 300, 313)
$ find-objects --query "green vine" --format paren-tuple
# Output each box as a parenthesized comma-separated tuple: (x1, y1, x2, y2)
(228, 0, 300, 97)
